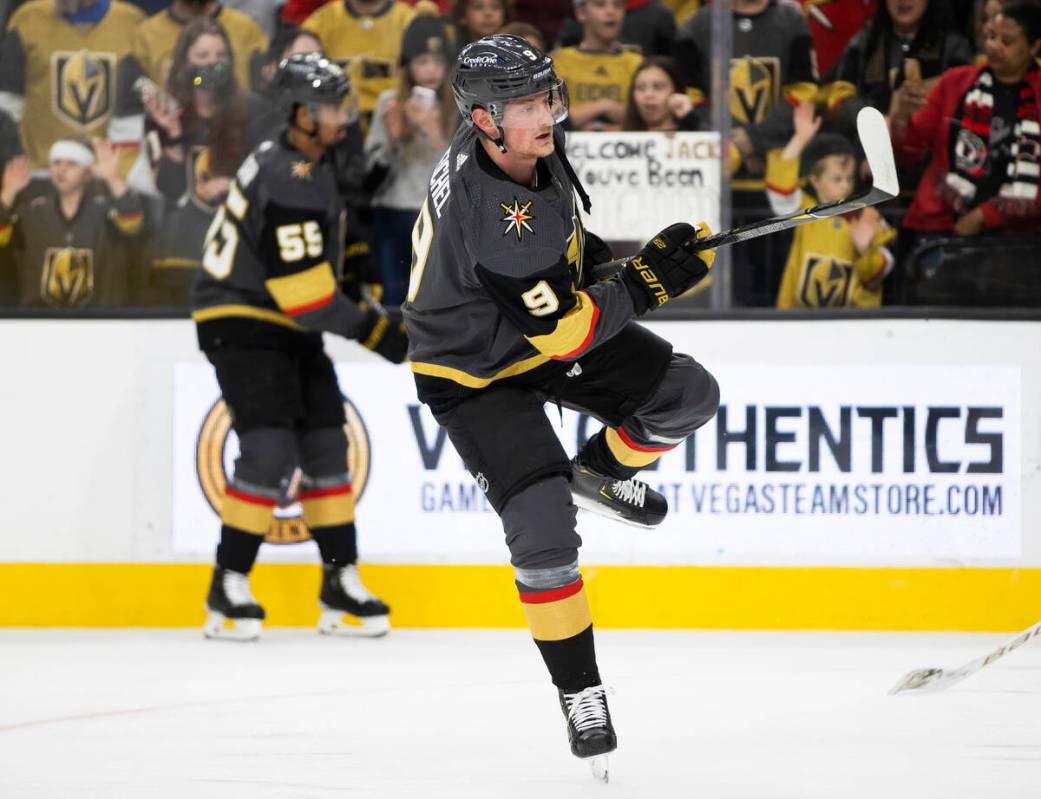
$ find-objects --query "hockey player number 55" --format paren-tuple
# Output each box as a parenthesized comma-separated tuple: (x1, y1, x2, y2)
(276, 221, 323, 262)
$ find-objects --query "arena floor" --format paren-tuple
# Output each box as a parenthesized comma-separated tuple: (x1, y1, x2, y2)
(1, 629, 1038, 798)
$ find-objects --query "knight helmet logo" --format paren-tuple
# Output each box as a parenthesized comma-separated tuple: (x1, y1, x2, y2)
(52, 50, 116, 129)
(799, 253, 854, 308)
(730, 56, 780, 126)
(42, 247, 94, 306)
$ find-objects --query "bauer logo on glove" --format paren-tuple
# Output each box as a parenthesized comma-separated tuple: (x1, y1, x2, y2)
(620, 222, 715, 315)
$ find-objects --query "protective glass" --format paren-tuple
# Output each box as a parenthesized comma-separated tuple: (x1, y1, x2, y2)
(499, 81, 570, 129)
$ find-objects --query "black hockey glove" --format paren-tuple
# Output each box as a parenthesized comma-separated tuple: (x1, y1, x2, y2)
(357, 307, 409, 364)
(619, 222, 715, 315)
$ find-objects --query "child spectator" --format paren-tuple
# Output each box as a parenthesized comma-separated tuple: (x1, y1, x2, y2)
(366, 11, 457, 305)
(768, 103, 895, 308)
(559, 0, 678, 57)
(500, 20, 546, 51)
(0, 0, 145, 169)
(452, 0, 512, 45)
(0, 138, 145, 307)
(555, 0, 642, 131)
(824, 0, 973, 143)
(302, 0, 417, 123)
(891, 1, 1041, 242)
(623, 55, 703, 129)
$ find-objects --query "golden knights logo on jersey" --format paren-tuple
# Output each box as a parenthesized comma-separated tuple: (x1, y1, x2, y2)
(730, 56, 780, 125)
(798, 253, 854, 307)
(42, 247, 94, 306)
(51, 50, 117, 129)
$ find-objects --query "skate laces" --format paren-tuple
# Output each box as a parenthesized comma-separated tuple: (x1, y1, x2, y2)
(564, 685, 610, 732)
(338, 565, 377, 603)
(610, 478, 646, 508)
(222, 571, 256, 606)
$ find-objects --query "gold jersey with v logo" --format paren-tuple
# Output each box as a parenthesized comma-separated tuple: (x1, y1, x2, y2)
(0, 0, 144, 167)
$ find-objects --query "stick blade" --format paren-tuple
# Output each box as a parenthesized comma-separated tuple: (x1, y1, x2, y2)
(889, 667, 955, 695)
(857, 106, 900, 199)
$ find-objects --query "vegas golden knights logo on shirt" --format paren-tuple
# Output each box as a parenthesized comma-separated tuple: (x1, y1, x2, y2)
(730, 56, 780, 125)
(799, 253, 854, 308)
(42, 247, 95, 306)
(52, 50, 116, 129)
(196, 397, 371, 545)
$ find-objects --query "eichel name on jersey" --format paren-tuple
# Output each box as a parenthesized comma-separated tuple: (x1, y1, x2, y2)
(191, 135, 369, 349)
(403, 124, 637, 413)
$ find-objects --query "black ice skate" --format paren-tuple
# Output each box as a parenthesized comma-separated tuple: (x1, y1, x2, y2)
(318, 563, 391, 637)
(559, 685, 617, 783)
(203, 567, 265, 642)
(571, 456, 668, 529)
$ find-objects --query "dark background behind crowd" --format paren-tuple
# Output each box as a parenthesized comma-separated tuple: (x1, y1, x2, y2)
(0, 0, 1038, 312)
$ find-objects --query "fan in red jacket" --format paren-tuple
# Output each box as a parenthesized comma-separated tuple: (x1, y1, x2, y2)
(891, 1, 1041, 238)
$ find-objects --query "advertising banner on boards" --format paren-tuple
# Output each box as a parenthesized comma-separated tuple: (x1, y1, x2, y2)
(173, 347, 1020, 566)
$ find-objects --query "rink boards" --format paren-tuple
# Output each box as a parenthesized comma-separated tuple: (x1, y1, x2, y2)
(1, 317, 1039, 630)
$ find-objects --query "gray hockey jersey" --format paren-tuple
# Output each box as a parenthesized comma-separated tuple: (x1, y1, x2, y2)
(402, 125, 636, 412)
(191, 132, 367, 346)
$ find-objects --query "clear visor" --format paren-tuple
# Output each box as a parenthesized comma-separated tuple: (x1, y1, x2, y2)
(316, 93, 360, 126)
(499, 81, 569, 129)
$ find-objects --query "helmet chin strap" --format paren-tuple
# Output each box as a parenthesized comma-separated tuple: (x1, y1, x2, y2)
(473, 107, 508, 153)
(289, 103, 322, 140)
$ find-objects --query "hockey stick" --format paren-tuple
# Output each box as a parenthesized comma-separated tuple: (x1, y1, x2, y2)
(592, 106, 899, 281)
(888, 620, 1041, 695)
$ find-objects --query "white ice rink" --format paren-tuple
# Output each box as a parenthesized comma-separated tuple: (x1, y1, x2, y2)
(1, 629, 1038, 799)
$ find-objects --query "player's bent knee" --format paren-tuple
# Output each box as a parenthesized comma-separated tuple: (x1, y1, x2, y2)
(501, 477, 582, 573)
(298, 426, 349, 479)
(671, 354, 720, 432)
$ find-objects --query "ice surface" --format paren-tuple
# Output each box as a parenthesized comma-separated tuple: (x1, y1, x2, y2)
(1, 629, 1038, 798)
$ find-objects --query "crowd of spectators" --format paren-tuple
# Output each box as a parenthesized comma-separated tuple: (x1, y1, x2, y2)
(0, 0, 1038, 311)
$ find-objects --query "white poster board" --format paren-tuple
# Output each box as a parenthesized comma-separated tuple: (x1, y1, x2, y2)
(565, 131, 722, 243)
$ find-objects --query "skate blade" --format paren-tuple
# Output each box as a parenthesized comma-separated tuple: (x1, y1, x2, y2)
(588, 754, 609, 783)
(202, 612, 261, 642)
(573, 494, 660, 530)
(317, 609, 390, 638)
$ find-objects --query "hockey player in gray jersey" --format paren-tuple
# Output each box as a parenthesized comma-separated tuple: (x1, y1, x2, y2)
(402, 34, 720, 779)
(191, 53, 408, 641)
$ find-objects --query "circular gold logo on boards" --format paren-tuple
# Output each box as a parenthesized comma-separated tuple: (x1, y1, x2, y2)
(196, 396, 371, 545)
